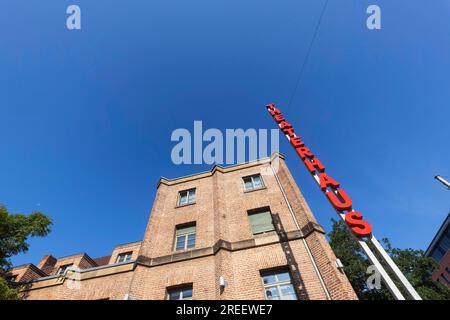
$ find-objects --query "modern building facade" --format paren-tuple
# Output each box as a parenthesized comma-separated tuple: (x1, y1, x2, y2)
(10, 153, 357, 300)
(425, 213, 450, 287)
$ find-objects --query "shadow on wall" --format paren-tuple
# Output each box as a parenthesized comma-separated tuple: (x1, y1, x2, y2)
(272, 212, 309, 300)
(12, 281, 32, 300)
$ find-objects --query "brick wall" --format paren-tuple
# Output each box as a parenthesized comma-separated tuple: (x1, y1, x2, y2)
(432, 250, 450, 288)
(130, 154, 357, 300)
(276, 158, 358, 300)
(21, 269, 134, 300)
(15, 154, 357, 300)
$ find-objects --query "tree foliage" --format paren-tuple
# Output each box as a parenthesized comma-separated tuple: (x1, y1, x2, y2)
(0, 204, 52, 299)
(0, 277, 19, 300)
(328, 219, 450, 300)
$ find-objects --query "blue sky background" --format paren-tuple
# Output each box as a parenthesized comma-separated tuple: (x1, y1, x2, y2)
(1, 0, 449, 266)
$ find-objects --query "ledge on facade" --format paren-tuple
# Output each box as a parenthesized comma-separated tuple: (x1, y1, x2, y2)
(15, 222, 326, 291)
(15, 260, 137, 290)
(11, 240, 143, 283)
(136, 224, 323, 268)
(301, 221, 326, 236)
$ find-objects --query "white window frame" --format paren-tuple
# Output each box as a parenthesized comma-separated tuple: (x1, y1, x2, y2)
(116, 251, 133, 263)
(174, 225, 196, 251)
(243, 174, 264, 191)
(261, 270, 297, 300)
(177, 188, 196, 206)
(57, 264, 73, 275)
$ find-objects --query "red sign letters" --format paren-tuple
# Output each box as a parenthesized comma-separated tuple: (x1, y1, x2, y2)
(266, 103, 372, 238)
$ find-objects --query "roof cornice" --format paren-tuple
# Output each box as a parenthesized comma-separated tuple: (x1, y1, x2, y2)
(425, 212, 450, 257)
(157, 152, 284, 188)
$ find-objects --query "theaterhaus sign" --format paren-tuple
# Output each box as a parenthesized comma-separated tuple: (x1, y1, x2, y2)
(265, 103, 372, 238)
(265, 103, 422, 300)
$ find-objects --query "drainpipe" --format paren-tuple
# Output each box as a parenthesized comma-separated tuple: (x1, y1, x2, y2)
(269, 161, 331, 300)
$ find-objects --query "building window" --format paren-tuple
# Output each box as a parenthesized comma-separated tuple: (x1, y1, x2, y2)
(437, 232, 450, 253)
(261, 270, 297, 300)
(178, 188, 196, 206)
(431, 244, 447, 262)
(167, 285, 193, 300)
(57, 264, 73, 275)
(116, 252, 133, 263)
(243, 174, 264, 191)
(442, 268, 450, 284)
(431, 248, 444, 262)
(7, 275, 17, 282)
(248, 209, 275, 235)
(175, 224, 196, 251)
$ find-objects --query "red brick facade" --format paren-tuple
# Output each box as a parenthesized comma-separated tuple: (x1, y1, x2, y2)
(11, 153, 357, 300)
(432, 250, 450, 288)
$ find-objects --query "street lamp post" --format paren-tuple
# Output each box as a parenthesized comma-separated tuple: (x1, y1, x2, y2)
(435, 175, 450, 189)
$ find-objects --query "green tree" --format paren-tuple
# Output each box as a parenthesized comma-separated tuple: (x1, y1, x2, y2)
(0, 277, 19, 300)
(0, 204, 52, 299)
(328, 219, 450, 300)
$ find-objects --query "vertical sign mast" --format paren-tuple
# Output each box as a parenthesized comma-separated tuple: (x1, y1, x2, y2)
(266, 103, 421, 300)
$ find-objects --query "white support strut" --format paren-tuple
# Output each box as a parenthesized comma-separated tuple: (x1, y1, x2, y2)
(370, 235, 422, 300)
(273, 112, 421, 300)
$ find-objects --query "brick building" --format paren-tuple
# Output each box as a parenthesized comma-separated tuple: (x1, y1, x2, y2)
(425, 213, 450, 287)
(9, 153, 357, 300)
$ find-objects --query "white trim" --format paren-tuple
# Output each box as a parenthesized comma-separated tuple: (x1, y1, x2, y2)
(261, 271, 297, 300)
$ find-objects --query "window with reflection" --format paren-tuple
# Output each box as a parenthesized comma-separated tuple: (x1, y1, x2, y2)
(175, 224, 196, 251)
(178, 188, 196, 206)
(261, 269, 297, 300)
(243, 174, 264, 191)
(167, 285, 193, 300)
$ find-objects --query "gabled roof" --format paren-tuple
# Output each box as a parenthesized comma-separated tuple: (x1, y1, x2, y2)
(93, 255, 111, 266)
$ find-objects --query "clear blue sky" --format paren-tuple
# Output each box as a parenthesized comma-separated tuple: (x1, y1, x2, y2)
(2, 0, 449, 266)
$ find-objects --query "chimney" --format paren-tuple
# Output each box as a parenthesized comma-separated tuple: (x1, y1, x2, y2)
(37, 255, 57, 270)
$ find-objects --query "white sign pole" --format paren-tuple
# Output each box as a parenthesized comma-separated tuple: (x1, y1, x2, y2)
(275, 115, 421, 300)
